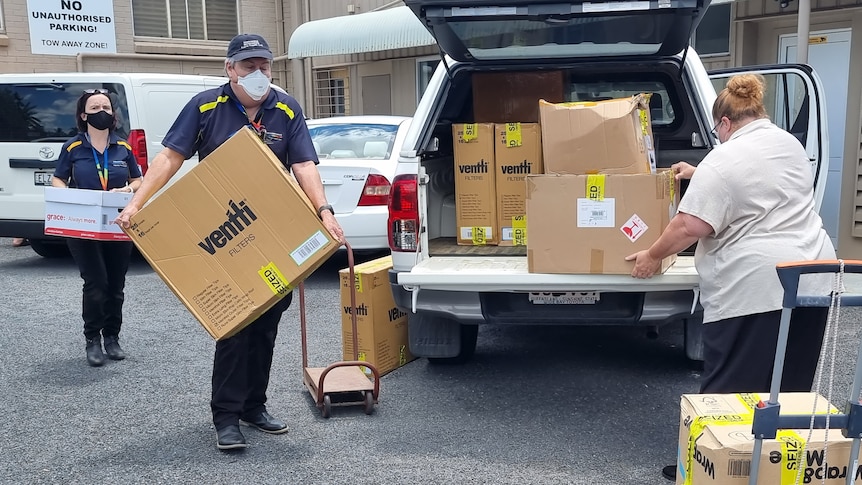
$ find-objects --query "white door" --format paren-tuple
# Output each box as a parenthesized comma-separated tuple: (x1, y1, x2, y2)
(779, 29, 851, 248)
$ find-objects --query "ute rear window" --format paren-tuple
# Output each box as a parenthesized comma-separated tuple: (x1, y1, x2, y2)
(567, 78, 677, 127)
(0, 83, 130, 142)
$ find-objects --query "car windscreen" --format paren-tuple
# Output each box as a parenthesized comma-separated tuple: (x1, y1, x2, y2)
(0, 82, 130, 142)
(309, 123, 398, 160)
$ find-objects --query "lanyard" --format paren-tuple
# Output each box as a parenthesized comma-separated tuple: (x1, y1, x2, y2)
(91, 147, 109, 190)
(234, 100, 264, 134)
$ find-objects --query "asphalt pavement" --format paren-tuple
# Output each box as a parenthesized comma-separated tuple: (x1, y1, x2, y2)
(2, 237, 861, 485)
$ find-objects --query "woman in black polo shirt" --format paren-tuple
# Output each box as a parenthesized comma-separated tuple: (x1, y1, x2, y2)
(52, 89, 142, 367)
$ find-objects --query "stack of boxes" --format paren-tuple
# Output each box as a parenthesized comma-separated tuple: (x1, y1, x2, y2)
(455, 71, 680, 275)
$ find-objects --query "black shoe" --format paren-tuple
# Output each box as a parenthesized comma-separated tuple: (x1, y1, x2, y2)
(240, 411, 289, 434)
(103, 335, 126, 360)
(662, 465, 676, 481)
(216, 425, 248, 451)
(85, 338, 105, 367)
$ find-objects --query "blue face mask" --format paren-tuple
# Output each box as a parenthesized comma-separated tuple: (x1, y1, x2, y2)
(237, 69, 270, 101)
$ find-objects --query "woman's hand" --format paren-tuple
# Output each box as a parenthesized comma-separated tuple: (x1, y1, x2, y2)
(109, 186, 134, 193)
(321, 212, 345, 244)
(671, 161, 696, 181)
(626, 249, 663, 279)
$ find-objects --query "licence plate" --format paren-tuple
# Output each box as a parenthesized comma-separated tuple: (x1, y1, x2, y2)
(528, 292, 600, 305)
(34, 172, 52, 186)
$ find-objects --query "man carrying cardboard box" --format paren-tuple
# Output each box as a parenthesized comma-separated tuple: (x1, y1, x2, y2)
(116, 33, 344, 452)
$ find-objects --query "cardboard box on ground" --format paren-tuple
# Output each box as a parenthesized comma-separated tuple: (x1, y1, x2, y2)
(453, 123, 498, 246)
(124, 127, 340, 340)
(495, 123, 543, 247)
(526, 171, 678, 274)
(339, 256, 415, 377)
(539, 94, 657, 175)
(676, 392, 861, 485)
(44, 187, 132, 241)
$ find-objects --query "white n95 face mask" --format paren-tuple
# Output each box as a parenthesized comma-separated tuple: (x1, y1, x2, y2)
(237, 69, 270, 101)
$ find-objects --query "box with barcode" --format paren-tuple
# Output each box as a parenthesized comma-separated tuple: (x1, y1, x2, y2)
(124, 128, 339, 340)
(494, 123, 542, 247)
(674, 392, 858, 485)
(526, 171, 678, 274)
(453, 123, 498, 246)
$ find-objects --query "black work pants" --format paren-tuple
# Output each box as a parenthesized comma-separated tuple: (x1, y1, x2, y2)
(700, 307, 828, 394)
(211, 292, 293, 430)
(66, 238, 134, 340)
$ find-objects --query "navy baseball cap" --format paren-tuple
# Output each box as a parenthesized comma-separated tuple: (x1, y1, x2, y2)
(227, 34, 273, 61)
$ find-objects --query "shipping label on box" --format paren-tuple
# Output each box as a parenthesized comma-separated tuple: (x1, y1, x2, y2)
(44, 187, 132, 241)
(539, 94, 657, 175)
(526, 171, 678, 274)
(495, 123, 543, 247)
(124, 128, 339, 340)
(675, 392, 848, 485)
(453, 123, 498, 246)
(339, 256, 415, 377)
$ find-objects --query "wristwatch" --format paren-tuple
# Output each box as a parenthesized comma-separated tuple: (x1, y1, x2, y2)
(316, 204, 334, 219)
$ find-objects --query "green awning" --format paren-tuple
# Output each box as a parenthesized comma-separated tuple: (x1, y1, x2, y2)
(287, 6, 436, 59)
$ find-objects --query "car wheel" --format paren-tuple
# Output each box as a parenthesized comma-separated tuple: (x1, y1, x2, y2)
(427, 324, 478, 365)
(29, 239, 70, 258)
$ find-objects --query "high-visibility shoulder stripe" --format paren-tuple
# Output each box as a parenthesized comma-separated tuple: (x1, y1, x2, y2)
(66, 140, 83, 151)
(275, 102, 295, 120)
(199, 95, 230, 113)
(118, 141, 132, 151)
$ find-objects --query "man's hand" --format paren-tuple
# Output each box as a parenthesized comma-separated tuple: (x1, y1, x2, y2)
(115, 203, 140, 229)
(321, 211, 345, 244)
(625, 249, 662, 279)
(672, 161, 696, 181)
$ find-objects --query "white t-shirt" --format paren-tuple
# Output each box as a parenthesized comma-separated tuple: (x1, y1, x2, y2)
(679, 118, 835, 323)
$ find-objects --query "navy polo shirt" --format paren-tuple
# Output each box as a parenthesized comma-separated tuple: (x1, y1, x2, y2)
(54, 132, 142, 190)
(162, 84, 318, 166)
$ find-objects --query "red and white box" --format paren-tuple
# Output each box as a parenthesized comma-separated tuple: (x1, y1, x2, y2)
(44, 187, 132, 241)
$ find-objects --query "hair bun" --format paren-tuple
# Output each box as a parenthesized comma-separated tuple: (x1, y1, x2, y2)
(726, 74, 765, 103)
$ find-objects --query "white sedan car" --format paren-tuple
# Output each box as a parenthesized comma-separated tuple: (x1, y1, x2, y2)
(306, 115, 412, 251)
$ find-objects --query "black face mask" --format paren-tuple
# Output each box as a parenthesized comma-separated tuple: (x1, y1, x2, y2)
(85, 110, 113, 131)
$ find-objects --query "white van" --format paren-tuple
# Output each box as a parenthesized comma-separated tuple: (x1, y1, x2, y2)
(0, 72, 228, 257)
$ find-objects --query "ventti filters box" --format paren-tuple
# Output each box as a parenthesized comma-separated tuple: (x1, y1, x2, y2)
(675, 392, 855, 485)
(453, 123, 498, 245)
(339, 256, 415, 376)
(539, 94, 657, 175)
(44, 187, 132, 241)
(526, 172, 678, 274)
(495, 123, 543, 246)
(124, 128, 339, 340)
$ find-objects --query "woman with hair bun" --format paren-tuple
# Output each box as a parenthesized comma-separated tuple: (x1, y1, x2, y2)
(628, 73, 835, 481)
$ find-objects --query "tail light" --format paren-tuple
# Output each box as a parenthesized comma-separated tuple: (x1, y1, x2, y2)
(127, 129, 149, 175)
(357, 174, 391, 206)
(387, 174, 418, 252)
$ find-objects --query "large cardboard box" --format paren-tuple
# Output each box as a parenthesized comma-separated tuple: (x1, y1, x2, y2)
(472, 71, 566, 123)
(494, 123, 543, 247)
(44, 187, 132, 241)
(453, 123, 498, 246)
(339, 256, 415, 377)
(676, 392, 852, 485)
(124, 128, 339, 340)
(526, 172, 678, 274)
(539, 94, 657, 175)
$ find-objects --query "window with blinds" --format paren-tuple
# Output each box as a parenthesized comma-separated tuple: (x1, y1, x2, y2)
(131, 0, 238, 41)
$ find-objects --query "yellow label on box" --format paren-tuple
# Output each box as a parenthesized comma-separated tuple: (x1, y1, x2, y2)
(505, 123, 522, 147)
(472, 226, 487, 245)
(258, 262, 292, 296)
(353, 273, 363, 293)
(463, 123, 478, 142)
(586, 174, 605, 201)
(639, 108, 649, 135)
(512, 215, 527, 246)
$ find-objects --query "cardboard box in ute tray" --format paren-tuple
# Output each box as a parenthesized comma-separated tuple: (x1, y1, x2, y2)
(124, 128, 339, 340)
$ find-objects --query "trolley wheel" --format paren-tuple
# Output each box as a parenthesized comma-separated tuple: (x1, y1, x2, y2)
(364, 391, 374, 415)
(321, 394, 332, 419)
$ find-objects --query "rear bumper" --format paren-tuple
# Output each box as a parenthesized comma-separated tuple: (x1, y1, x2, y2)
(389, 270, 699, 326)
